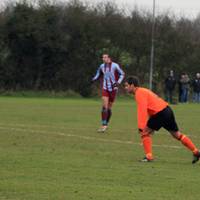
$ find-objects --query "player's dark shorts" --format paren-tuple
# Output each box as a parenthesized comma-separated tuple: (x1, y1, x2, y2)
(147, 106, 179, 132)
(102, 89, 117, 103)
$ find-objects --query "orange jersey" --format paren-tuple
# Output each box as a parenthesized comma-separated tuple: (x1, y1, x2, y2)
(134, 87, 168, 129)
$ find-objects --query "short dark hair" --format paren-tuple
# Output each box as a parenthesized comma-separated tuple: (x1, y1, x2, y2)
(126, 76, 140, 87)
(102, 53, 111, 58)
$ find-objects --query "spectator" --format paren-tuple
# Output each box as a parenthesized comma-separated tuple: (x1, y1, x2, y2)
(179, 73, 190, 103)
(178, 75, 182, 102)
(192, 73, 200, 103)
(164, 70, 176, 104)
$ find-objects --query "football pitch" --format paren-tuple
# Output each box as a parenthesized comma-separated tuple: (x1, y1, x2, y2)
(0, 97, 200, 200)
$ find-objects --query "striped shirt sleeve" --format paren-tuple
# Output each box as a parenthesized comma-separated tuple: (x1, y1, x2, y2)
(115, 64, 125, 84)
(92, 65, 102, 81)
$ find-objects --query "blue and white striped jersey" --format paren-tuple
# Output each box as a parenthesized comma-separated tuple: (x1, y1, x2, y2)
(92, 62, 125, 91)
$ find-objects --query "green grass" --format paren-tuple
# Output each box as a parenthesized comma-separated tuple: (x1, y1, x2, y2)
(0, 97, 200, 200)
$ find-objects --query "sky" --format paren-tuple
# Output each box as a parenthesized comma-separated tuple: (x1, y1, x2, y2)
(94, 0, 200, 19)
(1, 0, 200, 19)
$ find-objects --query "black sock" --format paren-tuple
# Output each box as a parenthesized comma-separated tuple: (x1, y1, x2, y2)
(101, 107, 108, 125)
(107, 109, 112, 124)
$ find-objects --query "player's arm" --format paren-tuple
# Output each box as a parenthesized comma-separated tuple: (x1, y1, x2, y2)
(92, 65, 102, 82)
(136, 91, 149, 131)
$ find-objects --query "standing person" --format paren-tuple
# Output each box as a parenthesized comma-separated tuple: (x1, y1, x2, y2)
(178, 74, 182, 103)
(92, 54, 125, 132)
(164, 70, 176, 104)
(179, 73, 190, 103)
(124, 76, 200, 163)
(192, 73, 200, 103)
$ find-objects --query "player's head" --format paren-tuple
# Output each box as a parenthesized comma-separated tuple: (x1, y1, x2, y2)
(102, 54, 112, 63)
(124, 76, 140, 94)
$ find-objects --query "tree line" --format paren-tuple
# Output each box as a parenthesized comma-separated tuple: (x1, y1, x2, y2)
(0, 0, 200, 96)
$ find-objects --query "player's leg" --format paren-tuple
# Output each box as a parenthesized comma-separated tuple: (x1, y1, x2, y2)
(102, 95, 109, 125)
(106, 90, 117, 124)
(141, 111, 165, 162)
(140, 127, 154, 162)
(170, 130, 200, 164)
(107, 101, 113, 124)
(97, 91, 109, 132)
(162, 106, 200, 163)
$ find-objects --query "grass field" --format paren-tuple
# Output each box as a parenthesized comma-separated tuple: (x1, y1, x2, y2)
(0, 96, 200, 200)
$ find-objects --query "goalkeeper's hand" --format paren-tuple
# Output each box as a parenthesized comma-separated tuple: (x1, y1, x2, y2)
(112, 82, 119, 90)
(138, 127, 154, 136)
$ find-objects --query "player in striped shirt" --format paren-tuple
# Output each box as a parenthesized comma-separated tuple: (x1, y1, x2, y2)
(92, 54, 125, 132)
(125, 76, 200, 164)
